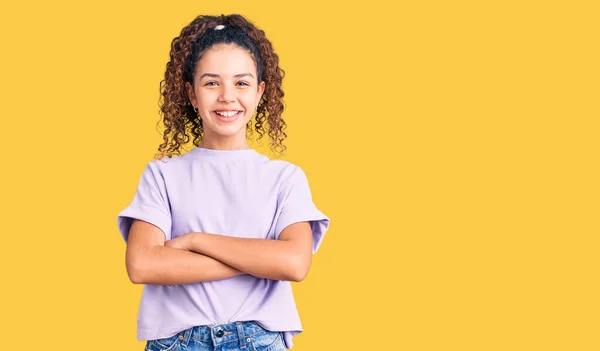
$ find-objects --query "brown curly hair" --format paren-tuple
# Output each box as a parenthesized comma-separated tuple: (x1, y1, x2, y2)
(154, 14, 286, 160)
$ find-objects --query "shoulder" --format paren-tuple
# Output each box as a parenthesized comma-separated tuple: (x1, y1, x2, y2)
(257, 159, 316, 195)
(142, 153, 190, 181)
(149, 152, 189, 167)
(152, 148, 215, 168)
(259, 158, 305, 182)
(263, 158, 297, 172)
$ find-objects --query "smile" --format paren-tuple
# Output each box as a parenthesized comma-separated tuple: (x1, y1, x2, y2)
(214, 110, 242, 117)
(212, 110, 242, 123)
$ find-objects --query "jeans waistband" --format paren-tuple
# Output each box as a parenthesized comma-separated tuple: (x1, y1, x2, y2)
(179, 321, 270, 348)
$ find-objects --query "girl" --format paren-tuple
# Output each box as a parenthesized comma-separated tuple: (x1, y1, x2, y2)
(117, 14, 330, 351)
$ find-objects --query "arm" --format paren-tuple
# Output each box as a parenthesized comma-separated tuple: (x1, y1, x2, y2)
(184, 222, 313, 282)
(125, 219, 245, 285)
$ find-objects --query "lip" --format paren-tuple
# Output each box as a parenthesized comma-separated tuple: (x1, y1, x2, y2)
(212, 110, 242, 123)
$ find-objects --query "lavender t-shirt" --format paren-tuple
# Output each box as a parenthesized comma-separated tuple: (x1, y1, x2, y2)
(116, 147, 330, 349)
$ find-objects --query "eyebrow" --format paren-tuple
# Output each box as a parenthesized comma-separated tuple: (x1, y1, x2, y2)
(199, 73, 255, 79)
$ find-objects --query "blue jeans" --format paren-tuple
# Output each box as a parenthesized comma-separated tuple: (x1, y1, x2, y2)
(144, 321, 287, 351)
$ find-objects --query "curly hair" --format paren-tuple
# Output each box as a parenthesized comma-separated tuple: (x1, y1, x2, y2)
(154, 14, 286, 160)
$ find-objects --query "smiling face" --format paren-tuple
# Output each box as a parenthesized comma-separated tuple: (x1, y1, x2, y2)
(185, 43, 265, 149)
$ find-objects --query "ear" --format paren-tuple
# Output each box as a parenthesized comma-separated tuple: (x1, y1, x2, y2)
(256, 81, 266, 103)
(185, 82, 197, 107)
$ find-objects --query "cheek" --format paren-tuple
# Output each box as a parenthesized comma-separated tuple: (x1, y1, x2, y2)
(197, 92, 216, 107)
(240, 94, 257, 109)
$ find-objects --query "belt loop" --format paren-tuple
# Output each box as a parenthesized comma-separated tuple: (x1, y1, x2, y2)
(236, 322, 247, 349)
(180, 327, 192, 348)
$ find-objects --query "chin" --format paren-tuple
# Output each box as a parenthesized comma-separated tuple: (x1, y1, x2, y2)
(206, 125, 247, 138)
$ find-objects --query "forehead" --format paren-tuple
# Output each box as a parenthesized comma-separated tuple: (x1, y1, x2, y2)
(197, 43, 257, 77)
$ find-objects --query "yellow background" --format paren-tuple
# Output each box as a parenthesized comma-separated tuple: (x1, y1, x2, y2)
(1, 0, 598, 350)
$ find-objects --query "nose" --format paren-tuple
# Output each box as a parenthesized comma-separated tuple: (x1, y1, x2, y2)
(218, 85, 235, 103)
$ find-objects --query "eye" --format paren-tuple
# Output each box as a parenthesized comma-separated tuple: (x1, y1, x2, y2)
(237, 81, 250, 86)
(204, 81, 218, 86)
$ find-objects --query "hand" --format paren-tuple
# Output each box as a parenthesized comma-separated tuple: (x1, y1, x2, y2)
(165, 233, 194, 251)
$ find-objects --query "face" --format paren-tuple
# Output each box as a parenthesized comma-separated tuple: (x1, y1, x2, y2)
(186, 43, 265, 148)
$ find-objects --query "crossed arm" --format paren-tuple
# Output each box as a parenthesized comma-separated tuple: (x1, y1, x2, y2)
(125, 219, 313, 285)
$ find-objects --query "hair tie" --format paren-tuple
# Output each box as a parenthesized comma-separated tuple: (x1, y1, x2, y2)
(214, 25, 225, 30)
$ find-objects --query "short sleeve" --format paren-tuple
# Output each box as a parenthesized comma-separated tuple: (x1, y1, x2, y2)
(117, 162, 172, 242)
(274, 167, 330, 254)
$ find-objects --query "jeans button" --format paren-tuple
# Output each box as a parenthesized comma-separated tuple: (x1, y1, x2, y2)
(216, 330, 224, 337)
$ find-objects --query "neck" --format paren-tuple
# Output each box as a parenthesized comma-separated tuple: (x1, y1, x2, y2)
(200, 133, 250, 150)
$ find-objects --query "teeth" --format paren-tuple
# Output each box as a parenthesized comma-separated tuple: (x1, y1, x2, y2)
(215, 111, 240, 117)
